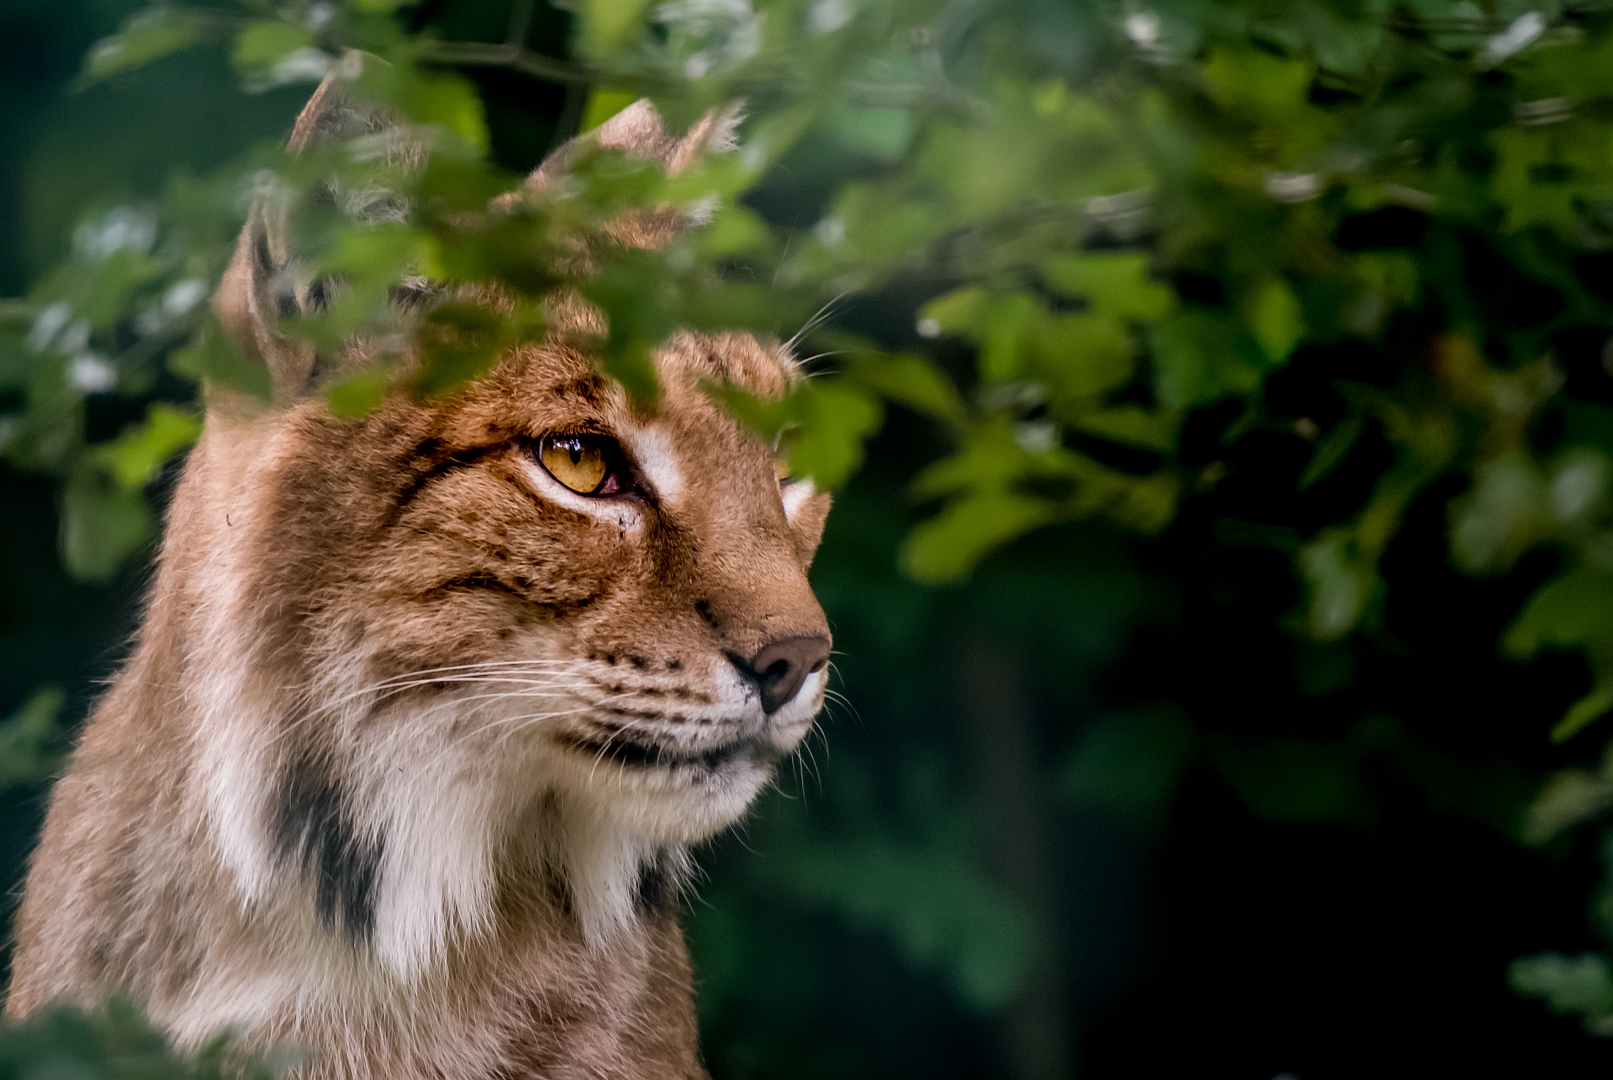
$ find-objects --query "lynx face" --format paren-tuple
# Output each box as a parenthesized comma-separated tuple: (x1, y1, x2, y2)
(370, 335, 831, 825)
(188, 320, 831, 968)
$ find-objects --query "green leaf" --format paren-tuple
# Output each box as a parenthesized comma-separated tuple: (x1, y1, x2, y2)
(1042, 252, 1173, 322)
(1246, 277, 1304, 364)
(1449, 450, 1547, 575)
(1299, 414, 1363, 490)
(828, 104, 916, 162)
(0, 687, 66, 792)
(581, 89, 639, 133)
(577, 0, 657, 56)
(901, 491, 1058, 584)
(169, 322, 272, 399)
(1032, 312, 1134, 401)
(917, 287, 988, 338)
(789, 380, 884, 489)
(1149, 310, 1263, 409)
(697, 205, 772, 259)
(231, 21, 315, 72)
(843, 352, 966, 426)
(706, 377, 883, 489)
(1072, 407, 1178, 453)
(1552, 682, 1613, 745)
(1213, 735, 1376, 824)
(82, 9, 208, 84)
(1202, 46, 1314, 117)
(1059, 707, 1195, 825)
(1511, 953, 1613, 1035)
(1503, 568, 1613, 659)
(92, 404, 201, 491)
(1297, 530, 1376, 641)
(354, 66, 488, 154)
(326, 367, 391, 419)
(60, 469, 153, 582)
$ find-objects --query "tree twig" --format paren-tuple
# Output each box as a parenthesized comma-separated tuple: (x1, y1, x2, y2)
(417, 40, 595, 86)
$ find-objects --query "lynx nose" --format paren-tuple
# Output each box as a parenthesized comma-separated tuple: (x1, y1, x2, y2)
(730, 635, 832, 714)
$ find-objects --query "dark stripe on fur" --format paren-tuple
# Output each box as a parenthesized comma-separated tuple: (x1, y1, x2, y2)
(634, 850, 679, 919)
(424, 572, 531, 602)
(385, 440, 495, 526)
(274, 749, 384, 944)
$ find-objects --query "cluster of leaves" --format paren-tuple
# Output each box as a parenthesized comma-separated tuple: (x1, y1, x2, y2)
(0, 999, 273, 1080)
(19, 0, 1613, 1048)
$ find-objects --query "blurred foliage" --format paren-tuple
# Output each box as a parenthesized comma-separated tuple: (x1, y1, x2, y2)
(15, 0, 1613, 1072)
(0, 999, 274, 1079)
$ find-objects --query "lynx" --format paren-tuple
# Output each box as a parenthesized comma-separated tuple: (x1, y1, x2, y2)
(5, 70, 832, 1080)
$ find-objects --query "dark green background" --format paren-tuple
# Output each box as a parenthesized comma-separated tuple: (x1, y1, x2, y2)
(3, 1, 1613, 1077)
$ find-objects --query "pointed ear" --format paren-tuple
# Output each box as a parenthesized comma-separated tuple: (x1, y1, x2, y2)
(533, 99, 743, 185)
(502, 99, 743, 247)
(212, 61, 420, 409)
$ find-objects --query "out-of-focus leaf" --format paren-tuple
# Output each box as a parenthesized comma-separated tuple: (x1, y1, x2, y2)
(0, 1000, 275, 1078)
(843, 351, 965, 425)
(0, 687, 66, 792)
(758, 829, 1037, 1011)
(1504, 568, 1613, 659)
(901, 490, 1057, 584)
(578, 0, 658, 56)
(1525, 753, 1613, 847)
(1299, 414, 1363, 490)
(1450, 450, 1547, 575)
(1150, 310, 1263, 410)
(327, 367, 391, 419)
(788, 380, 884, 488)
(60, 468, 153, 583)
(231, 22, 316, 72)
(698, 205, 771, 259)
(169, 323, 272, 400)
(1511, 953, 1613, 1036)
(93, 404, 201, 491)
(581, 88, 638, 133)
(1060, 707, 1195, 826)
(1073, 407, 1177, 453)
(1298, 529, 1377, 641)
(1042, 252, 1173, 321)
(710, 377, 883, 488)
(1246, 277, 1304, 364)
(82, 9, 209, 84)
(1504, 568, 1613, 741)
(1211, 719, 1402, 826)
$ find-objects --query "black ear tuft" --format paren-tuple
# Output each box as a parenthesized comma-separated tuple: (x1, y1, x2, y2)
(212, 57, 423, 408)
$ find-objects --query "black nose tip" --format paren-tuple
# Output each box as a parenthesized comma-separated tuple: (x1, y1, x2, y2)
(730, 635, 832, 714)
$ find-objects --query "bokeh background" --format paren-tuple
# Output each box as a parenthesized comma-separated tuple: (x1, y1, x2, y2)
(4, 1, 1613, 1077)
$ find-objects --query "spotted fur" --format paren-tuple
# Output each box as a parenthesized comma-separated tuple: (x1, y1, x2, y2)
(5, 72, 829, 1080)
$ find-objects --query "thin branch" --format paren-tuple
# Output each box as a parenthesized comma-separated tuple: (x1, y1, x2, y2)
(417, 40, 595, 86)
(504, 0, 535, 48)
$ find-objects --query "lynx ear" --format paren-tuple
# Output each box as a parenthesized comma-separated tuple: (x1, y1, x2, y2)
(213, 60, 423, 408)
(503, 99, 742, 247)
(533, 99, 743, 186)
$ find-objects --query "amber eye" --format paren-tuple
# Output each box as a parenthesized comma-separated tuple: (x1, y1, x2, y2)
(774, 455, 793, 483)
(538, 434, 621, 496)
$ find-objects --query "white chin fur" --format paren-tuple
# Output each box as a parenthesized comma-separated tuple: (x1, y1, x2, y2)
(211, 663, 824, 975)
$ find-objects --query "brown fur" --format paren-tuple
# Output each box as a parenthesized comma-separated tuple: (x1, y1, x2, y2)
(6, 70, 828, 1080)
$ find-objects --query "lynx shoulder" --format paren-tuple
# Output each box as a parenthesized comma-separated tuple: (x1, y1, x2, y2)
(5, 70, 830, 1080)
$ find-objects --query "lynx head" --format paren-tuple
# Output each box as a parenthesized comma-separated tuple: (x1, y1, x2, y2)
(189, 71, 830, 971)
